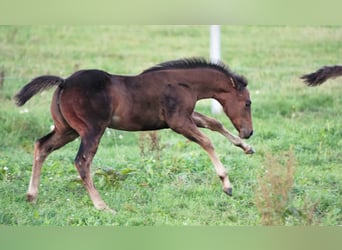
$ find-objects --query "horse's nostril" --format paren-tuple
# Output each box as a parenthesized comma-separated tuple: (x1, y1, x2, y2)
(250, 130, 253, 137)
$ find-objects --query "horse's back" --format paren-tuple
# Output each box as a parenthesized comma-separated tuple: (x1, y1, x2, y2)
(65, 69, 113, 90)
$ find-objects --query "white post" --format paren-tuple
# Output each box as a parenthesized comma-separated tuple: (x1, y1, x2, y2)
(210, 25, 222, 114)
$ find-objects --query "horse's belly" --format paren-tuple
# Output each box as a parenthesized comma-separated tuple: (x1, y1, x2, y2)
(108, 113, 168, 131)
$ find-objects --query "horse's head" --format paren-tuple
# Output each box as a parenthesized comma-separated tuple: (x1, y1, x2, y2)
(216, 75, 253, 139)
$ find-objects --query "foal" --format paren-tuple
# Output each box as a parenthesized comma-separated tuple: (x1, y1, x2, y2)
(15, 58, 254, 213)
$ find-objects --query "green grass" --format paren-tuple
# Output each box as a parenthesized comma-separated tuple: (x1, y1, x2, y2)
(0, 25, 341, 225)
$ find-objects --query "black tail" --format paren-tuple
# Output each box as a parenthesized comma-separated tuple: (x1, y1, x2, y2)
(300, 65, 342, 86)
(14, 75, 64, 106)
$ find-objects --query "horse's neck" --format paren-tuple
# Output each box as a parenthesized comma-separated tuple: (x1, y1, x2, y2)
(162, 68, 229, 99)
(184, 69, 229, 99)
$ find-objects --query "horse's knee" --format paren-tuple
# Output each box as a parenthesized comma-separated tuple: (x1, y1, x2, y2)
(211, 120, 224, 131)
(201, 138, 215, 151)
(184, 133, 214, 151)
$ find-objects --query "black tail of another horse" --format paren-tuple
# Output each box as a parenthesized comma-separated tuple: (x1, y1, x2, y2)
(14, 75, 64, 106)
(301, 65, 342, 86)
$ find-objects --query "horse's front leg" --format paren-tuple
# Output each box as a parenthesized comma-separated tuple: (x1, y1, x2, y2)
(169, 118, 233, 195)
(192, 112, 255, 154)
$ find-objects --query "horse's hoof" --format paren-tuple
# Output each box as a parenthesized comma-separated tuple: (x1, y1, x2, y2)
(26, 193, 37, 203)
(100, 207, 117, 215)
(223, 187, 233, 196)
(245, 147, 255, 154)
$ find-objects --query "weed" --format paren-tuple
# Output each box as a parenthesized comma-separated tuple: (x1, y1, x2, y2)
(254, 149, 296, 225)
(94, 167, 135, 188)
(138, 131, 162, 160)
(0, 69, 4, 89)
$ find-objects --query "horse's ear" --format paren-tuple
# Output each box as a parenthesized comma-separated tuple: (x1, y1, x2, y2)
(229, 77, 236, 88)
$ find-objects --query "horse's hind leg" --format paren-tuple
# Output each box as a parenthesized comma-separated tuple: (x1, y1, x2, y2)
(27, 129, 78, 203)
(74, 130, 115, 213)
(192, 112, 254, 154)
(169, 118, 233, 195)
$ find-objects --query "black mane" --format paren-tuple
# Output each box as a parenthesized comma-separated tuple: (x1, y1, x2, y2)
(142, 57, 248, 90)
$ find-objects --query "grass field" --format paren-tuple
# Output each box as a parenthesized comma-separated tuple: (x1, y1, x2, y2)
(0, 26, 341, 225)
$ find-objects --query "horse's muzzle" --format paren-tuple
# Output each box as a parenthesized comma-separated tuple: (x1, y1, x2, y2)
(239, 129, 253, 139)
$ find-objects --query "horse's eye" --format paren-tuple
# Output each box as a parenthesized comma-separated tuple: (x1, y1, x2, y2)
(245, 100, 251, 108)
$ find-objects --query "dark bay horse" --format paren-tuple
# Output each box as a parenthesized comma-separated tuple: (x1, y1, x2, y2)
(15, 58, 254, 213)
(301, 65, 342, 86)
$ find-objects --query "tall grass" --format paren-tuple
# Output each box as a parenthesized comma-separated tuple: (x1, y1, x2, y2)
(255, 149, 296, 225)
